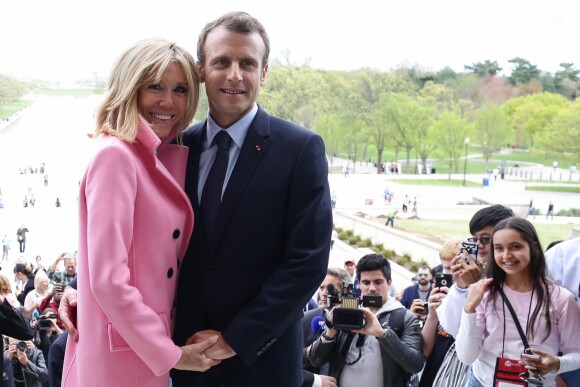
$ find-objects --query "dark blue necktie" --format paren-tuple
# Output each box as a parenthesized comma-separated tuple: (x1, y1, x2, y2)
(201, 130, 231, 241)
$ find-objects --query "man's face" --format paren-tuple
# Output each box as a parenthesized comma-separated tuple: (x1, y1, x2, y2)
(344, 262, 355, 276)
(359, 269, 390, 307)
(318, 274, 342, 308)
(471, 225, 494, 262)
(417, 268, 432, 286)
(64, 259, 76, 276)
(199, 25, 268, 129)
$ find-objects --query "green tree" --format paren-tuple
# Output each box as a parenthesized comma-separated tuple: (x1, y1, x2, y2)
(473, 103, 511, 165)
(502, 93, 569, 146)
(432, 112, 472, 178)
(464, 60, 503, 77)
(535, 102, 580, 165)
(374, 93, 432, 173)
(508, 57, 541, 85)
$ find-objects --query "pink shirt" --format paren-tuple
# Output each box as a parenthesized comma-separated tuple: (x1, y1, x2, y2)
(456, 282, 580, 387)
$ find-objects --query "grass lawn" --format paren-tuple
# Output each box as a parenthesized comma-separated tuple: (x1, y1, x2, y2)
(526, 185, 580, 193)
(0, 100, 33, 119)
(387, 178, 482, 187)
(490, 149, 576, 169)
(392, 218, 578, 248)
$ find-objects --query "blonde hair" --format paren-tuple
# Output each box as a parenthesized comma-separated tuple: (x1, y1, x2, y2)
(0, 274, 12, 293)
(439, 237, 462, 262)
(95, 38, 200, 143)
(34, 270, 49, 290)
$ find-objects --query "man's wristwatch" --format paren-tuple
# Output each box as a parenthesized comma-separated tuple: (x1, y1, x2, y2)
(377, 328, 388, 340)
(322, 331, 335, 341)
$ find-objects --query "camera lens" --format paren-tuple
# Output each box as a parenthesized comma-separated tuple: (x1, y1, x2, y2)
(17, 341, 27, 351)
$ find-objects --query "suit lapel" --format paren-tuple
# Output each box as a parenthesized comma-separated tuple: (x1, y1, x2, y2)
(184, 123, 205, 212)
(209, 109, 270, 250)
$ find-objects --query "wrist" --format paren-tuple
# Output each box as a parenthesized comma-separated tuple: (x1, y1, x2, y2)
(376, 328, 388, 340)
(322, 329, 336, 340)
(463, 305, 476, 314)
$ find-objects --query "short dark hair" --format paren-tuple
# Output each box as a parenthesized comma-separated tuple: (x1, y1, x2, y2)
(356, 254, 391, 282)
(469, 204, 515, 235)
(197, 11, 270, 67)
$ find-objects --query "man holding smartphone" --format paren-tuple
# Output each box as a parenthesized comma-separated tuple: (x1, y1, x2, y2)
(400, 266, 433, 321)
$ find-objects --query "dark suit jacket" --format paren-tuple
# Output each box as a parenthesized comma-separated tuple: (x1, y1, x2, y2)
(172, 107, 332, 387)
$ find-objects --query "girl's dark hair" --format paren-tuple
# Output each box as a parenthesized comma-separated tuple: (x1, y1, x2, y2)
(489, 216, 552, 342)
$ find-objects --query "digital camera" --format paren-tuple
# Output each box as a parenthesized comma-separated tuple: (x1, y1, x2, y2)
(37, 314, 58, 330)
(328, 282, 382, 330)
(16, 341, 27, 351)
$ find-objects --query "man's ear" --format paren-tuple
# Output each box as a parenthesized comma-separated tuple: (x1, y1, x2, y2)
(260, 63, 269, 86)
(197, 61, 206, 83)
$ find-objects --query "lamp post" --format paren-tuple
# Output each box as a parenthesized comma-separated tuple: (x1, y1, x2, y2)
(462, 137, 470, 186)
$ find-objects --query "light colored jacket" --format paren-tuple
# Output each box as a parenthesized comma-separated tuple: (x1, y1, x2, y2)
(62, 119, 194, 387)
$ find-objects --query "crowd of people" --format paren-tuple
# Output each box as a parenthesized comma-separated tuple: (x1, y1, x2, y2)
(0, 252, 76, 387)
(0, 161, 62, 211)
(299, 206, 580, 387)
(0, 9, 579, 387)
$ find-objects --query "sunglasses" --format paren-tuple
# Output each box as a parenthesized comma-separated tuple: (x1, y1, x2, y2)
(417, 273, 430, 278)
(467, 236, 491, 245)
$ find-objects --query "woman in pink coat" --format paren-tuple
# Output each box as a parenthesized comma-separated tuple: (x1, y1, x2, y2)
(62, 39, 220, 387)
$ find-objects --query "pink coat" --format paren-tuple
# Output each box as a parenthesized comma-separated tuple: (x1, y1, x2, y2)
(62, 119, 194, 387)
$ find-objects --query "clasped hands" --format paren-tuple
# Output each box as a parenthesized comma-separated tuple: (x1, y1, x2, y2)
(185, 329, 236, 360)
(58, 287, 234, 372)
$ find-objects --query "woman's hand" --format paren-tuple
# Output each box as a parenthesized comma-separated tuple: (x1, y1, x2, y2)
(519, 348, 561, 379)
(464, 278, 493, 313)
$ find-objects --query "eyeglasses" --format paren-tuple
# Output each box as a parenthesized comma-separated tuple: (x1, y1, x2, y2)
(467, 236, 491, 245)
(417, 273, 430, 278)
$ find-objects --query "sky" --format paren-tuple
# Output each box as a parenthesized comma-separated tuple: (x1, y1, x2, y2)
(0, 0, 578, 84)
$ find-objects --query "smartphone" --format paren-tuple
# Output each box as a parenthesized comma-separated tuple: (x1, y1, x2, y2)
(521, 353, 542, 361)
(418, 301, 429, 315)
(460, 241, 478, 264)
(435, 273, 453, 289)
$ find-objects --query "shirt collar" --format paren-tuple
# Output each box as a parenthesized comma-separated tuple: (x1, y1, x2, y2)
(206, 104, 258, 150)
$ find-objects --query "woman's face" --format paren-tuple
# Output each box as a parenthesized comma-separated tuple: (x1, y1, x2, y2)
(493, 228, 531, 278)
(137, 62, 188, 139)
(37, 279, 49, 294)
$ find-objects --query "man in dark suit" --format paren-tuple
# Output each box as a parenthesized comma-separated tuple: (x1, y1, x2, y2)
(171, 11, 332, 387)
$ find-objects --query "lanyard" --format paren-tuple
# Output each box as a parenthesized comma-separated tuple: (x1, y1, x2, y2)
(499, 285, 534, 356)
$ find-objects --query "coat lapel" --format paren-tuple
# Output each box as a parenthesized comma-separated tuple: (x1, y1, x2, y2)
(208, 108, 270, 250)
(183, 124, 205, 213)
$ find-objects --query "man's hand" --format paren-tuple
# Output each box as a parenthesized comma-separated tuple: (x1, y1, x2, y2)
(427, 286, 448, 316)
(186, 330, 236, 360)
(451, 253, 483, 289)
(175, 335, 221, 371)
(16, 347, 29, 366)
(58, 286, 78, 341)
(320, 375, 337, 387)
(353, 307, 384, 338)
(410, 298, 427, 319)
